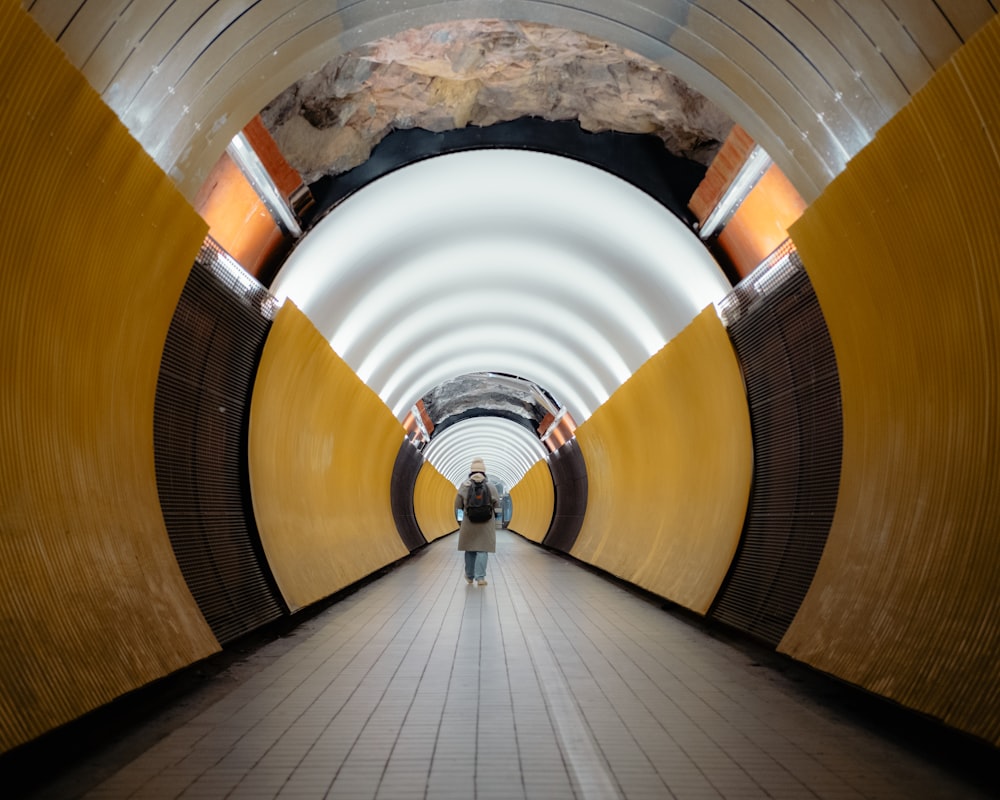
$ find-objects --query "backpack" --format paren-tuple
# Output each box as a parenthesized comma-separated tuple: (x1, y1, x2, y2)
(465, 480, 493, 522)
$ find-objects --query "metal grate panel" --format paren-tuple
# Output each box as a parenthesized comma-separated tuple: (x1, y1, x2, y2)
(153, 239, 286, 644)
(543, 439, 588, 553)
(391, 438, 429, 551)
(710, 245, 842, 645)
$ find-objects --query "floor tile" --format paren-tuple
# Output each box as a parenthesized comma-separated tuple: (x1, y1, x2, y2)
(10, 530, 995, 800)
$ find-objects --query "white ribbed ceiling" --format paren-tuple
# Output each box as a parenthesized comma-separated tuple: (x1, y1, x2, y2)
(269, 149, 732, 427)
(269, 148, 732, 486)
(424, 417, 550, 489)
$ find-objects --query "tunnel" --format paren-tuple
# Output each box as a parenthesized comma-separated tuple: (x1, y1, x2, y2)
(1, 1, 999, 797)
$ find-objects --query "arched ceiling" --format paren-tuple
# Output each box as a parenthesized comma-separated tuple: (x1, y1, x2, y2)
(269, 148, 733, 426)
(423, 416, 549, 489)
(29, 2, 997, 488)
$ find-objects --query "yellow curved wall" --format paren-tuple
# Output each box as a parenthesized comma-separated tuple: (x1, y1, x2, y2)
(571, 306, 752, 614)
(248, 302, 409, 612)
(0, 3, 218, 754)
(508, 461, 556, 543)
(413, 463, 460, 542)
(783, 16, 1000, 746)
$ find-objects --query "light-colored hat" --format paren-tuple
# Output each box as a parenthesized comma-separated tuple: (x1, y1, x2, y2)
(469, 458, 486, 475)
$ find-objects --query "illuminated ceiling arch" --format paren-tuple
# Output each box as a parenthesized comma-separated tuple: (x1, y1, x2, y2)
(270, 149, 732, 426)
(423, 417, 550, 490)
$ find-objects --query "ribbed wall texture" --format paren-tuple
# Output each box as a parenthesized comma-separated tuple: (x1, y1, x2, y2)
(413, 461, 461, 543)
(154, 241, 287, 644)
(0, 2, 218, 754)
(507, 460, 556, 544)
(783, 15, 1000, 747)
(542, 441, 588, 553)
(248, 302, 409, 613)
(390, 439, 428, 551)
(708, 247, 842, 646)
(570, 306, 752, 614)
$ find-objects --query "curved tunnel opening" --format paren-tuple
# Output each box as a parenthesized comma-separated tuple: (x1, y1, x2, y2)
(166, 128, 834, 656)
(256, 139, 747, 584)
(3, 3, 999, 775)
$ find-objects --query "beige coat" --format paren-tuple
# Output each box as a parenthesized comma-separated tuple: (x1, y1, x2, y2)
(455, 475, 499, 552)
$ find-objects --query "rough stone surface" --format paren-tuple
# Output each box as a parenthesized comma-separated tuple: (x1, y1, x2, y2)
(262, 19, 733, 183)
(422, 373, 550, 432)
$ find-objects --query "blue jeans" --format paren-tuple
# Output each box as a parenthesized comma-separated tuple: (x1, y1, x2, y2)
(464, 551, 488, 581)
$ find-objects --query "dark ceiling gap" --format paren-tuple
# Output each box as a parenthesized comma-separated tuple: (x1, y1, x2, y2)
(278, 116, 709, 279)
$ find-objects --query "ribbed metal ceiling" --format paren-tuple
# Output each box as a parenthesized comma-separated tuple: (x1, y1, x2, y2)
(424, 417, 550, 489)
(269, 149, 731, 421)
(28, 1, 996, 487)
(30, 2, 993, 205)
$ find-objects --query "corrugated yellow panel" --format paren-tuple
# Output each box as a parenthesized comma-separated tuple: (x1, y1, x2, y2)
(570, 306, 752, 614)
(0, 1, 216, 754)
(508, 461, 555, 544)
(413, 462, 459, 542)
(249, 302, 410, 612)
(784, 14, 1000, 746)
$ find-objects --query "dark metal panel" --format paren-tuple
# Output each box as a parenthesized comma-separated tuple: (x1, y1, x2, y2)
(390, 438, 428, 552)
(709, 245, 842, 646)
(153, 239, 287, 645)
(542, 439, 588, 553)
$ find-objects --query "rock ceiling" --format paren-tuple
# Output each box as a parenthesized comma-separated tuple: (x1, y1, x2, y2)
(421, 373, 555, 437)
(260, 19, 734, 426)
(261, 19, 733, 184)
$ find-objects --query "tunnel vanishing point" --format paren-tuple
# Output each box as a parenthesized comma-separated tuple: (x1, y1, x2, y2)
(1, 0, 999, 766)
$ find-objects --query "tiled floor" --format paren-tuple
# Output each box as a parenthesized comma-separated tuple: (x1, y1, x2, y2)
(19, 530, 996, 799)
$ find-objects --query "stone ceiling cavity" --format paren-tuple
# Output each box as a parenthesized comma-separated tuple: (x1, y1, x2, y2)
(260, 19, 733, 184)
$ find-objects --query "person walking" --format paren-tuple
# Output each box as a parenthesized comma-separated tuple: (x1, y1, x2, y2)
(456, 457, 499, 586)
